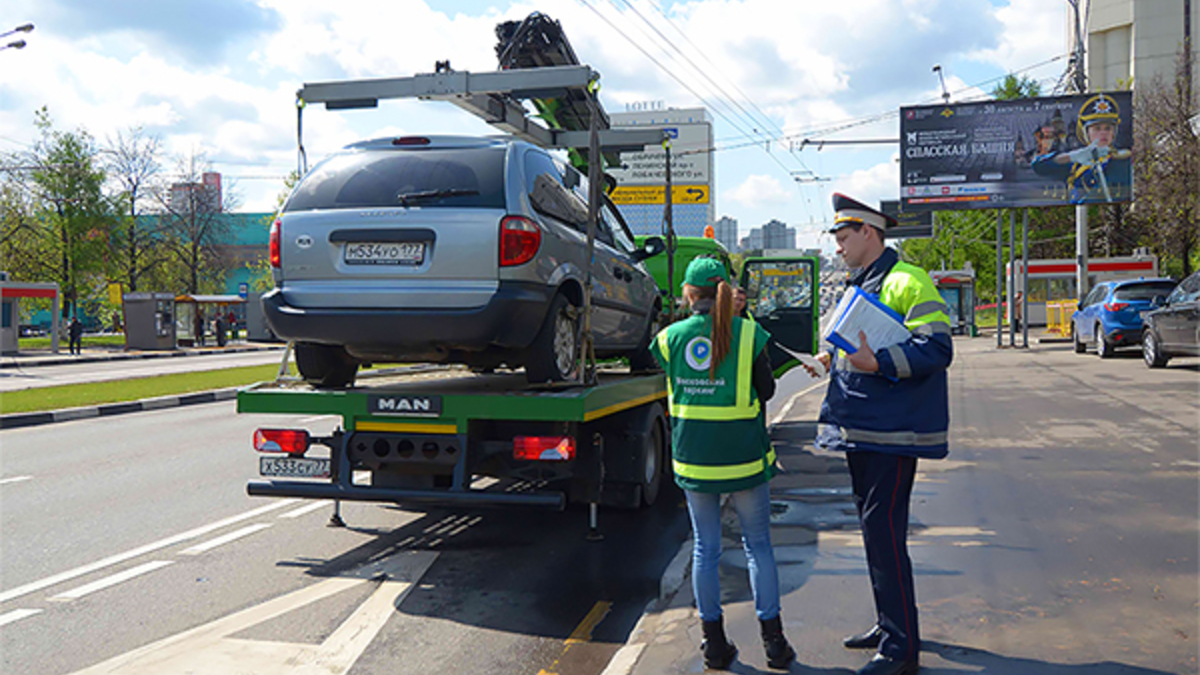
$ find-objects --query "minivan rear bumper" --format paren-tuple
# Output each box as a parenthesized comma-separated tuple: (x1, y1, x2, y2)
(261, 281, 551, 354)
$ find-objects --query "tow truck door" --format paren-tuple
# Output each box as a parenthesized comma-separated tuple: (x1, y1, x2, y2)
(740, 256, 819, 374)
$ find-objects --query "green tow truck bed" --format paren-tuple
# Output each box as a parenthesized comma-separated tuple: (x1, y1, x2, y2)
(239, 369, 670, 511)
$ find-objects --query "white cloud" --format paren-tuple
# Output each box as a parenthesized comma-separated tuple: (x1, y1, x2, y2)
(726, 174, 793, 207)
(831, 156, 901, 208)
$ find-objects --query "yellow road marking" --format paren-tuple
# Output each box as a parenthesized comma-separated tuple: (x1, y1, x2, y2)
(537, 600, 613, 675)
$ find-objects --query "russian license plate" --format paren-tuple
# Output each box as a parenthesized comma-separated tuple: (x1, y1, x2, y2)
(260, 456, 330, 478)
(344, 242, 425, 265)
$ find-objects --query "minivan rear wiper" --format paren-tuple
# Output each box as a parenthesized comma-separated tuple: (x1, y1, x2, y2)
(396, 188, 480, 205)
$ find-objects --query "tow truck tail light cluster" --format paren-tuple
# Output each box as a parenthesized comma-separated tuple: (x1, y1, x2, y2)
(513, 435, 575, 461)
(254, 428, 310, 455)
(269, 218, 282, 268)
(500, 216, 541, 267)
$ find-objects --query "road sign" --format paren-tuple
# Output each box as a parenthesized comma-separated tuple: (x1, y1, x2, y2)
(238, 283, 249, 299)
(610, 184, 710, 205)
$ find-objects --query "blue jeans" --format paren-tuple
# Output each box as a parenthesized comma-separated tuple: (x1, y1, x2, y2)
(685, 482, 781, 622)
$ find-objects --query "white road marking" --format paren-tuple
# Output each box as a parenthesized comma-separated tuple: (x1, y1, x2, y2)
(50, 561, 175, 602)
(179, 524, 273, 555)
(770, 380, 826, 427)
(0, 475, 33, 486)
(0, 608, 43, 627)
(0, 499, 298, 604)
(67, 550, 438, 675)
(279, 501, 332, 519)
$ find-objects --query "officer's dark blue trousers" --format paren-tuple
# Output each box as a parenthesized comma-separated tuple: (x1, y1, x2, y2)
(847, 450, 919, 662)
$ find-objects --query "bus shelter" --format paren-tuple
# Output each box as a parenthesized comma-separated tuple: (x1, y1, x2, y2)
(1, 279, 61, 354)
(174, 294, 246, 347)
(929, 269, 976, 336)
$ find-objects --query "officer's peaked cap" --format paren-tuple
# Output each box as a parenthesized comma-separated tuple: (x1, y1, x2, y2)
(1079, 93, 1120, 128)
(829, 193, 896, 234)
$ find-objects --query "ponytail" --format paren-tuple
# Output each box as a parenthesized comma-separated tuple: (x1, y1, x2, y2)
(710, 280, 733, 380)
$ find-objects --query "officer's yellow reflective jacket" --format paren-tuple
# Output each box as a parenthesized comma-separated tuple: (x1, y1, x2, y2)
(817, 248, 953, 459)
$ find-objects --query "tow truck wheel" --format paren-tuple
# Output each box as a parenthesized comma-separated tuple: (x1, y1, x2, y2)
(628, 308, 662, 373)
(639, 414, 665, 507)
(295, 342, 359, 389)
(525, 293, 580, 383)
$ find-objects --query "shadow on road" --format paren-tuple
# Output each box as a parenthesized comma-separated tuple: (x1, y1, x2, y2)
(923, 641, 1184, 674)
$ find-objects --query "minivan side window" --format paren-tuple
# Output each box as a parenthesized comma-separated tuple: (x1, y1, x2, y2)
(524, 150, 564, 193)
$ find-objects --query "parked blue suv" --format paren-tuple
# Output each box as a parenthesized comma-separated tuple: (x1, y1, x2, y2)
(1072, 277, 1178, 358)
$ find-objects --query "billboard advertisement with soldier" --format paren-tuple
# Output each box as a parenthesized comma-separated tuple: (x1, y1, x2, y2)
(900, 91, 1133, 210)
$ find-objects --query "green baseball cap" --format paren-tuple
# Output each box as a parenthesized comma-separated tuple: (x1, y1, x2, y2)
(682, 256, 730, 289)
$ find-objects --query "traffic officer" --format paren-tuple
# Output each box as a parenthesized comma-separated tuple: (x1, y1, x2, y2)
(652, 257, 795, 671)
(803, 194, 953, 675)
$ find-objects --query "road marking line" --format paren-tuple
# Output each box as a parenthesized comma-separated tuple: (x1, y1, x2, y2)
(0, 608, 42, 627)
(0, 500, 298, 605)
(279, 501, 332, 519)
(179, 524, 273, 555)
(65, 551, 438, 675)
(770, 380, 826, 427)
(50, 561, 175, 601)
(0, 475, 33, 486)
(540, 601, 613, 674)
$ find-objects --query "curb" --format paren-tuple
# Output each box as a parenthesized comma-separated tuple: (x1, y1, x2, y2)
(1, 344, 284, 369)
(1, 388, 241, 430)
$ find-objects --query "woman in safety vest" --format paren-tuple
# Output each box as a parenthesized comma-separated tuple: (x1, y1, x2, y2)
(652, 257, 795, 671)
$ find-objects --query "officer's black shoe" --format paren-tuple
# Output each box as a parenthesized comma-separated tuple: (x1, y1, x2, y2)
(843, 625, 884, 649)
(856, 653, 919, 675)
(700, 618, 738, 670)
(759, 615, 796, 669)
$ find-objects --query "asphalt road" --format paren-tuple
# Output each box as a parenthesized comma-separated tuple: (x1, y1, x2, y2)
(0, 350, 286, 392)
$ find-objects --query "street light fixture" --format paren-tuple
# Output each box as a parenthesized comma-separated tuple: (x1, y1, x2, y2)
(1, 22, 33, 52)
(932, 64, 951, 103)
(1, 39, 26, 51)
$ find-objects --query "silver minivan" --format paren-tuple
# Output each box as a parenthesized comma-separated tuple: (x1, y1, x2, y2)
(263, 135, 664, 387)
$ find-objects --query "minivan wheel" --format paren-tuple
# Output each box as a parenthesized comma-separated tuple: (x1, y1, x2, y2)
(1095, 326, 1113, 359)
(1143, 330, 1169, 368)
(628, 309, 662, 373)
(525, 294, 580, 383)
(295, 342, 359, 389)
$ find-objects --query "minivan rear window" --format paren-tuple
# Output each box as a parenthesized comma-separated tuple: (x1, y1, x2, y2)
(1113, 281, 1176, 301)
(284, 148, 506, 212)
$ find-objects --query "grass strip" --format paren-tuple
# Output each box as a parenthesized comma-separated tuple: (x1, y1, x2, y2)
(19, 335, 128, 350)
(0, 363, 291, 414)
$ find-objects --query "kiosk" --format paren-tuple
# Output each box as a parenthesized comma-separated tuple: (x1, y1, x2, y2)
(930, 269, 976, 336)
(122, 292, 177, 350)
(0, 279, 61, 354)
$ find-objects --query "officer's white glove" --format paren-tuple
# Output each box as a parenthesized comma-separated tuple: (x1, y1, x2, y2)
(1066, 143, 1110, 166)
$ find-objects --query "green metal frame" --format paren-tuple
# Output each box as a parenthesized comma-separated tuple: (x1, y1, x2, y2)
(739, 255, 822, 376)
(237, 372, 667, 433)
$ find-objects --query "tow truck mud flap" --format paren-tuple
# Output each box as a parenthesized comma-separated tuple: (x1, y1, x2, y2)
(246, 480, 566, 509)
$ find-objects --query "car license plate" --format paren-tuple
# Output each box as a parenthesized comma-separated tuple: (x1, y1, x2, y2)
(260, 456, 330, 478)
(344, 242, 425, 265)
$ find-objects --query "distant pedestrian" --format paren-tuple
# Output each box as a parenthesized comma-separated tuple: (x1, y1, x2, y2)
(68, 316, 83, 355)
(1013, 291, 1023, 332)
(215, 314, 227, 347)
(193, 310, 205, 346)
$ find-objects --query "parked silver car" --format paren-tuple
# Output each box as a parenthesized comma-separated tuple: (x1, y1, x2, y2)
(263, 135, 664, 387)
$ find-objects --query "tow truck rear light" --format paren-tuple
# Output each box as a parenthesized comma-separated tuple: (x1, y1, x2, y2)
(1104, 302, 1129, 312)
(254, 428, 310, 455)
(513, 436, 575, 461)
(500, 216, 541, 267)
(269, 218, 281, 268)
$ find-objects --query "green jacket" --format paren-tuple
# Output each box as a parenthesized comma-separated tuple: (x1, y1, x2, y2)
(653, 314, 776, 493)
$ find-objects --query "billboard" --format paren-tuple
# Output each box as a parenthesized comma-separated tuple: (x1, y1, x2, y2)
(900, 91, 1133, 211)
(880, 200, 934, 239)
(609, 109, 713, 237)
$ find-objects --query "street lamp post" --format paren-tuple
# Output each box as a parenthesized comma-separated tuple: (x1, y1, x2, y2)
(1, 22, 33, 52)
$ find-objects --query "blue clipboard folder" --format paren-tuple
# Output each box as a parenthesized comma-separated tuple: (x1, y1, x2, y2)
(824, 286, 910, 354)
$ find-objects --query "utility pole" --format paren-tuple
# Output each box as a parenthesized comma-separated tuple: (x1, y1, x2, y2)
(1068, 0, 1090, 304)
(663, 138, 676, 321)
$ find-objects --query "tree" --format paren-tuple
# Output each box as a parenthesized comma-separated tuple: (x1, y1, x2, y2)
(1130, 47, 1199, 277)
(156, 149, 241, 294)
(246, 170, 299, 293)
(991, 74, 1042, 100)
(105, 127, 168, 292)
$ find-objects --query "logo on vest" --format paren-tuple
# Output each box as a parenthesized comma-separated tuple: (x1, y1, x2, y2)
(684, 336, 712, 371)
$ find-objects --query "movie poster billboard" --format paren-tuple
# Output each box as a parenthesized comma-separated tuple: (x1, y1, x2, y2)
(900, 91, 1133, 211)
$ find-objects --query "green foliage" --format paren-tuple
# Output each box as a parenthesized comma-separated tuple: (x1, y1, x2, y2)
(991, 74, 1042, 101)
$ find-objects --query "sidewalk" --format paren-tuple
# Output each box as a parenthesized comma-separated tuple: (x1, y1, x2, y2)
(1, 340, 285, 369)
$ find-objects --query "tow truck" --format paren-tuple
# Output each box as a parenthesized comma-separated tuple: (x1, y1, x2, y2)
(239, 14, 819, 532)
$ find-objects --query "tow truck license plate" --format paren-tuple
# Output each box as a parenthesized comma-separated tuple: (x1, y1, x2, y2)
(344, 242, 425, 265)
(260, 456, 330, 478)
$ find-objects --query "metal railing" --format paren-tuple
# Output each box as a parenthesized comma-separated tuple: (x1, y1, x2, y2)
(1045, 299, 1078, 336)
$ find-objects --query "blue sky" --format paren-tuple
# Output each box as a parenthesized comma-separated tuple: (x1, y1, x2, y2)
(1, 0, 1069, 251)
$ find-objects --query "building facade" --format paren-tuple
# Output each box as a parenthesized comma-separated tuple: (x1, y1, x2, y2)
(713, 216, 739, 251)
(1085, 0, 1198, 91)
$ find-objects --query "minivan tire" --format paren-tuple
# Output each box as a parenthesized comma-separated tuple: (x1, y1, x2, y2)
(295, 342, 360, 389)
(628, 309, 661, 373)
(1143, 329, 1169, 368)
(525, 293, 580, 384)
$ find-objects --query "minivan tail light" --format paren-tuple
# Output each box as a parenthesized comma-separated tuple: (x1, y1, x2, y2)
(1104, 302, 1129, 312)
(513, 436, 575, 461)
(500, 216, 541, 267)
(393, 136, 431, 146)
(269, 218, 281, 268)
(254, 428, 310, 455)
